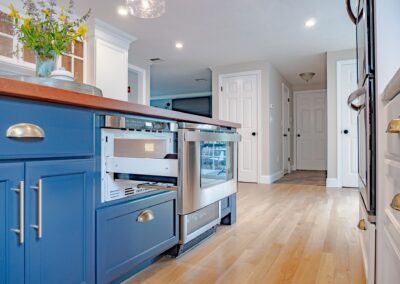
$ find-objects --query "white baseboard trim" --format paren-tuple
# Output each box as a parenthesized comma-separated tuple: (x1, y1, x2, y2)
(259, 171, 284, 184)
(290, 164, 296, 172)
(326, 178, 341, 188)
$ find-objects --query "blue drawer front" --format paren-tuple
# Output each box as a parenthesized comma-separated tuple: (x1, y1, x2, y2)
(0, 98, 94, 159)
(96, 192, 178, 284)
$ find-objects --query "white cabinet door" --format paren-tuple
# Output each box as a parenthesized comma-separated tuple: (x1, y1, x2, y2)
(220, 73, 259, 183)
(339, 60, 359, 187)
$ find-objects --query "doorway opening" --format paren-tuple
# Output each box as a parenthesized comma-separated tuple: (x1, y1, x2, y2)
(128, 64, 147, 105)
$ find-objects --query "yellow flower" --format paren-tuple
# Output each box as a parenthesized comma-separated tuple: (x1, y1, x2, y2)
(8, 3, 20, 19)
(77, 25, 89, 38)
(23, 17, 30, 29)
(59, 14, 67, 22)
(42, 8, 51, 17)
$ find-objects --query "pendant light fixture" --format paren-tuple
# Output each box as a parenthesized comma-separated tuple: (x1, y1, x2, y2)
(299, 72, 316, 83)
(118, 0, 166, 19)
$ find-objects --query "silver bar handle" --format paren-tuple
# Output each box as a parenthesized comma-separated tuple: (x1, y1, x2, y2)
(6, 123, 45, 139)
(31, 179, 43, 239)
(184, 132, 241, 143)
(347, 87, 366, 111)
(11, 181, 24, 244)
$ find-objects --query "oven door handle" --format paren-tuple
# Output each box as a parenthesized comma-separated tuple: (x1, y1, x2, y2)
(347, 87, 366, 111)
(184, 132, 241, 142)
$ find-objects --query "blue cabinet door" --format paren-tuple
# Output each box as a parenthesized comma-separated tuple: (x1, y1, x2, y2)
(0, 163, 25, 284)
(25, 159, 95, 284)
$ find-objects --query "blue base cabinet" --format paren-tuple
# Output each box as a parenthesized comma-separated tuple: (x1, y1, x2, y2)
(96, 191, 179, 284)
(25, 159, 95, 284)
(0, 159, 95, 284)
(0, 163, 25, 284)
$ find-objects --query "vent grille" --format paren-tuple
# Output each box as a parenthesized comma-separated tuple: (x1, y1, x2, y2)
(150, 58, 164, 63)
(124, 187, 135, 196)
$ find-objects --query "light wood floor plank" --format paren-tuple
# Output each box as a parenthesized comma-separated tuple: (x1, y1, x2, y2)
(125, 177, 366, 284)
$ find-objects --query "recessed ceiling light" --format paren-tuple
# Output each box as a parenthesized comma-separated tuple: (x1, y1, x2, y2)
(175, 42, 183, 49)
(118, 6, 129, 16)
(305, 18, 316, 28)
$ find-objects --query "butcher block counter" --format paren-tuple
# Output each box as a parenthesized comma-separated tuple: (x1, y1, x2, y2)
(0, 77, 240, 129)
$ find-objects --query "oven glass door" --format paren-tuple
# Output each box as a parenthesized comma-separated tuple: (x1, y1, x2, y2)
(200, 141, 233, 188)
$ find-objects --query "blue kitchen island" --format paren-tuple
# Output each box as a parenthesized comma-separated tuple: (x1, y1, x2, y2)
(0, 77, 239, 284)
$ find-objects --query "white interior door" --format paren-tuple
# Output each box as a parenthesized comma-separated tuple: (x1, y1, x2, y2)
(220, 73, 258, 183)
(296, 91, 327, 170)
(339, 60, 359, 187)
(282, 84, 291, 174)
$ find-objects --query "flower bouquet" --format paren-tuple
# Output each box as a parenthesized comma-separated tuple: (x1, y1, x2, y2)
(8, 0, 90, 77)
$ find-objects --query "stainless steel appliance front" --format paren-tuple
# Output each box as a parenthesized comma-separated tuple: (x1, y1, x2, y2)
(178, 123, 240, 215)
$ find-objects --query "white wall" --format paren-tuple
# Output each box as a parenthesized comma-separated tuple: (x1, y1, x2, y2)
(326, 49, 356, 187)
(211, 60, 292, 182)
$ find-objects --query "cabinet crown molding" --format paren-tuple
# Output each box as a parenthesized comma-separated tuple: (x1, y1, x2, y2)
(87, 18, 137, 50)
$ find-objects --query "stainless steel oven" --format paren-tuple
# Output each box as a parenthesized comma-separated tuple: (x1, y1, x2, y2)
(177, 123, 240, 244)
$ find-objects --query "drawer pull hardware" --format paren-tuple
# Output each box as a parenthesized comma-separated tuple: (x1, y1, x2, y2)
(6, 123, 45, 139)
(137, 210, 155, 223)
(386, 118, 400, 134)
(31, 179, 43, 239)
(357, 219, 367, 231)
(10, 181, 25, 244)
(390, 194, 400, 211)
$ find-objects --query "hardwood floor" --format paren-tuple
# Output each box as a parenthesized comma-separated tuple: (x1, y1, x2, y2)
(125, 181, 366, 284)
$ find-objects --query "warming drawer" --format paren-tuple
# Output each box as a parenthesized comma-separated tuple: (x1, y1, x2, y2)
(96, 191, 178, 284)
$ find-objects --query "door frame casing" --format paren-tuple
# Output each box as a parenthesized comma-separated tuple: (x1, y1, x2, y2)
(293, 89, 327, 170)
(282, 83, 291, 174)
(337, 59, 357, 188)
(218, 70, 262, 183)
(128, 64, 147, 105)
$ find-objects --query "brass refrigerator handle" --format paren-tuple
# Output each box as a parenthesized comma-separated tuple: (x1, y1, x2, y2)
(31, 179, 43, 239)
(11, 181, 25, 244)
(386, 118, 400, 134)
(6, 123, 45, 139)
(357, 219, 367, 231)
(137, 210, 155, 223)
(390, 194, 400, 211)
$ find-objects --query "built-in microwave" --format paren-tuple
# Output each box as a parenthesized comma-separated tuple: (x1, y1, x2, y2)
(101, 115, 178, 202)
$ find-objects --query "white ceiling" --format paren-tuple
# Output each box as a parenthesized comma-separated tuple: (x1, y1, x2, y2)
(77, 0, 356, 96)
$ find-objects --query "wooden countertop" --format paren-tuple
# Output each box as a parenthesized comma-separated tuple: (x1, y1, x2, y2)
(0, 77, 240, 129)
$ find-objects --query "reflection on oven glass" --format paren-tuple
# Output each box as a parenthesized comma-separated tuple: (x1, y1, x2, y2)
(200, 141, 233, 188)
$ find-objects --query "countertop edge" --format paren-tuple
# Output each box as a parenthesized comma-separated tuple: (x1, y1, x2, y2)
(0, 77, 241, 129)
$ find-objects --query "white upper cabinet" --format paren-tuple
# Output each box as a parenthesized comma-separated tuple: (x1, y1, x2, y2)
(85, 19, 136, 101)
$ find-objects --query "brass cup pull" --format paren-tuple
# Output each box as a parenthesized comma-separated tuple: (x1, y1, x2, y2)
(137, 210, 155, 223)
(6, 123, 45, 139)
(357, 219, 367, 231)
(391, 194, 400, 211)
(386, 118, 400, 134)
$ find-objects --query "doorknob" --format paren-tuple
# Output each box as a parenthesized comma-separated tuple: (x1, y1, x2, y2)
(252, 132, 257, 136)
(283, 134, 287, 137)
(297, 134, 301, 137)
(343, 129, 349, 134)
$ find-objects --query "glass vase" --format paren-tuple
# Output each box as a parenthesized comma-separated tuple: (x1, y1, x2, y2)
(35, 51, 58, 78)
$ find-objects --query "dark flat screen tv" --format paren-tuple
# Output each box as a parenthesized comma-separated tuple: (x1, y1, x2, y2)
(172, 96, 212, 117)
